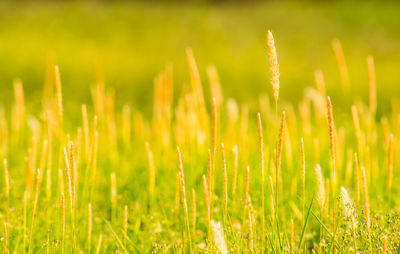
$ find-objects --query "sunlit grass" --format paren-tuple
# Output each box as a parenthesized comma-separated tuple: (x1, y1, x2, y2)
(1, 27, 400, 253)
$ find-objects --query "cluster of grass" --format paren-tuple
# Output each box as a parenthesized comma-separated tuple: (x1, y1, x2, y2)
(1, 30, 400, 253)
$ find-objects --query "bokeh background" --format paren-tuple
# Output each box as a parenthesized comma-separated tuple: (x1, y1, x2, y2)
(0, 1, 399, 116)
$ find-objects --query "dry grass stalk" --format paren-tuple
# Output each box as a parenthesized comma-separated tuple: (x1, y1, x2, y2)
(332, 39, 349, 90)
(326, 97, 337, 193)
(177, 147, 188, 214)
(63, 148, 73, 209)
(267, 30, 280, 103)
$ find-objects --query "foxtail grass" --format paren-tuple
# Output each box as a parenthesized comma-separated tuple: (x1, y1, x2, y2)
(267, 30, 280, 104)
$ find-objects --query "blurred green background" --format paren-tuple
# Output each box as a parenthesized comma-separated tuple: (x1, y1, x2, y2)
(0, 1, 399, 115)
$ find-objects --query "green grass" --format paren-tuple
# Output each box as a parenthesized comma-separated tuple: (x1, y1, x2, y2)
(1, 1, 400, 253)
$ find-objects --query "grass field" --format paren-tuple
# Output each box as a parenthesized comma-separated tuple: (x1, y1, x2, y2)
(1, 1, 400, 253)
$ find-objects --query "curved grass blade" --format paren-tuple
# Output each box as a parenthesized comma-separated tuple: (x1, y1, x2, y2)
(298, 198, 313, 250)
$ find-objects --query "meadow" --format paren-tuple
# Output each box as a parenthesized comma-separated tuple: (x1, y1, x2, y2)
(1, 1, 400, 253)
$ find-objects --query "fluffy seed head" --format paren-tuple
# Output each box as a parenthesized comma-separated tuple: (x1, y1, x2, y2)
(267, 30, 280, 102)
(211, 220, 228, 254)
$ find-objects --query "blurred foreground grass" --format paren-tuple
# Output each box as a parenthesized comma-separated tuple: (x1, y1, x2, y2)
(0, 1, 400, 114)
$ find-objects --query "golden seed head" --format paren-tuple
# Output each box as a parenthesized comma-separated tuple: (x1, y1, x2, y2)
(267, 30, 280, 102)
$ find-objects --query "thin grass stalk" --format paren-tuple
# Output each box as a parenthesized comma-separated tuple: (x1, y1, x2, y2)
(124, 205, 128, 246)
(4, 221, 7, 254)
(202, 175, 211, 234)
(175, 173, 180, 209)
(269, 176, 275, 223)
(28, 169, 41, 254)
(3, 159, 10, 211)
(95, 235, 103, 254)
(315, 164, 325, 239)
(361, 166, 372, 253)
(221, 143, 228, 211)
(211, 98, 217, 198)
(191, 189, 196, 239)
(176, 147, 192, 251)
(82, 104, 90, 158)
(257, 112, 265, 251)
(231, 145, 238, 199)
(290, 219, 294, 254)
(60, 193, 65, 254)
(145, 142, 155, 209)
(300, 138, 306, 220)
(88, 203, 92, 253)
(110, 172, 117, 222)
(207, 149, 212, 206)
(63, 147, 75, 251)
(387, 134, 394, 199)
(276, 112, 285, 212)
